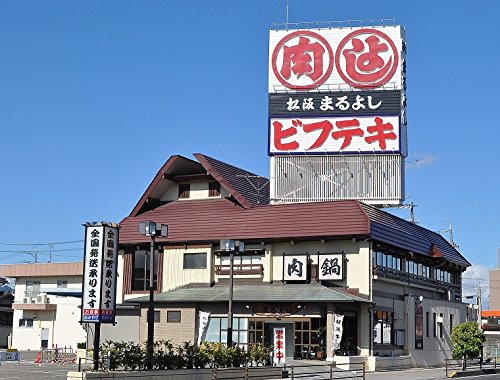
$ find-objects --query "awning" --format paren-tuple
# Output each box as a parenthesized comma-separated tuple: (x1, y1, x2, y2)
(126, 282, 370, 304)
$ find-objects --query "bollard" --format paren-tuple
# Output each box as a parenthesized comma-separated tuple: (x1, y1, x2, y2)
(245, 365, 249, 380)
(329, 363, 333, 380)
(291, 364, 294, 380)
(362, 361, 366, 379)
(78, 358, 82, 372)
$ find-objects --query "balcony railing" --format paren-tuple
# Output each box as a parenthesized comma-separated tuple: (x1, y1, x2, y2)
(373, 265, 461, 295)
(215, 264, 264, 276)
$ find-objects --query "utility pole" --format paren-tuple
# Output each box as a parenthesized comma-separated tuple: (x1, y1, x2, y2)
(477, 287, 482, 327)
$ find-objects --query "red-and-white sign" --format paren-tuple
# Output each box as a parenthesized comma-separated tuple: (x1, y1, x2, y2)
(269, 26, 404, 92)
(269, 115, 400, 154)
(273, 327, 286, 365)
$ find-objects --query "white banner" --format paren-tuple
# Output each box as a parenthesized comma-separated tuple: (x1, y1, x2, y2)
(269, 26, 404, 92)
(197, 311, 211, 345)
(269, 115, 400, 155)
(332, 314, 344, 351)
(273, 327, 286, 365)
(283, 256, 307, 281)
(318, 254, 343, 281)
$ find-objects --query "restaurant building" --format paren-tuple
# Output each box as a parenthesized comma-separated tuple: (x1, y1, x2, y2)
(114, 153, 470, 367)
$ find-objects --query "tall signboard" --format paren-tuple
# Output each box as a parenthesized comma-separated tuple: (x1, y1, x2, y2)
(81, 222, 119, 324)
(268, 24, 407, 206)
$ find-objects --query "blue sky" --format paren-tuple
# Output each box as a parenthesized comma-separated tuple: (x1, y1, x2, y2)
(0, 0, 498, 299)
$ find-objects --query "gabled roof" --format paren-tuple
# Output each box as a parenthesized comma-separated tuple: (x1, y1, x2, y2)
(130, 154, 269, 217)
(194, 153, 269, 207)
(119, 197, 470, 268)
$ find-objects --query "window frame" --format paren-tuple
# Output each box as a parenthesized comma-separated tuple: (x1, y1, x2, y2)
(183, 252, 207, 270)
(131, 249, 159, 292)
(178, 184, 191, 199)
(167, 310, 182, 323)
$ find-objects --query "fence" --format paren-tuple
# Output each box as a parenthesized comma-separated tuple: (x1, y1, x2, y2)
(37, 347, 77, 364)
(445, 357, 497, 377)
(210, 362, 366, 380)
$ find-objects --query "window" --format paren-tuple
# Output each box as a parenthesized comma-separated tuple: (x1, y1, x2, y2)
(183, 253, 207, 269)
(19, 318, 34, 328)
(209, 182, 220, 197)
(57, 280, 68, 288)
(220, 255, 261, 269)
(406, 261, 430, 278)
(433, 313, 437, 337)
(154, 311, 161, 323)
(435, 268, 454, 283)
(439, 313, 444, 338)
(373, 311, 394, 345)
(426, 312, 430, 338)
(167, 311, 182, 323)
(25, 281, 40, 298)
(131, 250, 159, 291)
(178, 184, 190, 199)
(372, 251, 401, 271)
(204, 317, 248, 347)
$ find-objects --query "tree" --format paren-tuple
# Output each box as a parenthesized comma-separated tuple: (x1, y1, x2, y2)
(450, 321, 485, 370)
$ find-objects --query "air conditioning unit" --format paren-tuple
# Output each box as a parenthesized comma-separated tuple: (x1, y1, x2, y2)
(36, 293, 48, 304)
(22, 297, 31, 304)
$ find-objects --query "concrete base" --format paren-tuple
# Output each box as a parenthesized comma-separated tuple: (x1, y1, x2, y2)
(67, 367, 284, 380)
(366, 355, 412, 372)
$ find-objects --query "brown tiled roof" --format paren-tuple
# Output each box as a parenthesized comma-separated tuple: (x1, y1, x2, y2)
(119, 198, 469, 267)
(194, 153, 270, 207)
(0, 262, 84, 278)
(130, 154, 269, 217)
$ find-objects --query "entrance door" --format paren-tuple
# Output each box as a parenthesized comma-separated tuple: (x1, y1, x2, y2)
(265, 323, 294, 358)
(41, 328, 49, 349)
(337, 313, 357, 356)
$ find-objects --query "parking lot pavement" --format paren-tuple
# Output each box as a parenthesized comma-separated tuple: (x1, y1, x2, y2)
(0, 360, 83, 380)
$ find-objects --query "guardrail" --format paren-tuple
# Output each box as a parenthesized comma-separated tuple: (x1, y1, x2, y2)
(445, 357, 497, 377)
(210, 362, 366, 380)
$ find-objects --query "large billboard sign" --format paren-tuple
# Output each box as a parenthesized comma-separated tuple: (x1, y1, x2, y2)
(270, 115, 400, 155)
(81, 222, 119, 324)
(269, 26, 404, 92)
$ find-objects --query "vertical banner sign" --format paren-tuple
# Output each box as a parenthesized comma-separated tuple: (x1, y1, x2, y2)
(273, 327, 286, 365)
(415, 297, 424, 349)
(332, 314, 344, 351)
(197, 311, 211, 345)
(283, 255, 307, 281)
(81, 223, 119, 323)
(318, 254, 343, 280)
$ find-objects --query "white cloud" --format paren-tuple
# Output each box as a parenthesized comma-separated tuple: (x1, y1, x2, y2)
(463, 263, 490, 310)
(406, 152, 438, 170)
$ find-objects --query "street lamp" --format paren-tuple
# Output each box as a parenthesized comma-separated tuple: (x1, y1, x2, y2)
(139, 221, 168, 370)
(220, 239, 245, 348)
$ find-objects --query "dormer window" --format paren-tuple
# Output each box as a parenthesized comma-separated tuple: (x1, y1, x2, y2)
(178, 184, 190, 199)
(209, 182, 220, 197)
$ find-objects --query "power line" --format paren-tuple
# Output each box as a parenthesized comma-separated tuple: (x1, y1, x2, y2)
(0, 240, 83, 246)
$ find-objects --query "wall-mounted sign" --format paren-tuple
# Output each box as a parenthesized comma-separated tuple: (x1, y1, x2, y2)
(270, 115, 400, 155)
(269, 26, 404, 92)
(318, 254, 343, 280)
(283, 255, 307, 281)
(273, 327, 286, 365)
(81, 223, 119, 324)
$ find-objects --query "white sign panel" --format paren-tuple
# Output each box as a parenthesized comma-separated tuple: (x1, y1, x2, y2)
(269, 26, 404, 92)
(270, 115, 400, 155)
(318, 254, 343, 280)
(332, 314, 345, 351)
(273, 327, 286, 365)
(283, 256, 307, 281)
(81, 223, 119, 323)
(198, 311, 211, 345)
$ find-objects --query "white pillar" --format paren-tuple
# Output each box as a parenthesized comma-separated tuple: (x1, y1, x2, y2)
(326, 303, 335, 361)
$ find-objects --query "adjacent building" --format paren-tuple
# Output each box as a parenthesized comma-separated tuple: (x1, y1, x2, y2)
(112, 153, 470, 367)
(0, 262, 86, 350)
(0, 278, 13, 348)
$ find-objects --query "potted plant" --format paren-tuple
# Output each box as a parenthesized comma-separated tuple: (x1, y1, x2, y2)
(315, 327, 326, 360)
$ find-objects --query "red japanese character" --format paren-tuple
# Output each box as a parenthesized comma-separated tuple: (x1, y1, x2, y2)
(335, 29, 399, 89)
(276, 352, 284, 359)
(331, 119, 364, 150)
(273, 120, 299, 151)
(281, 37, 325, 82)
(364, 117, 397, 150)
(276, 341, 284, 349)
(302, 120, 333, 150)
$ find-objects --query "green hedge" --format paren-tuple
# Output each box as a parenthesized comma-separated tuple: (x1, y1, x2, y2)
(99, 340, 271, 371)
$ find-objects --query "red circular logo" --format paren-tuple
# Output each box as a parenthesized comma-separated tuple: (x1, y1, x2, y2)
(272, 30, 334, 90)
(335, 28, 399, 89)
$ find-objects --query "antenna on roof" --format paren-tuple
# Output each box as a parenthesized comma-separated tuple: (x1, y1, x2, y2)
(236, 174, 270, 205)
(438, 221, 460, 249)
